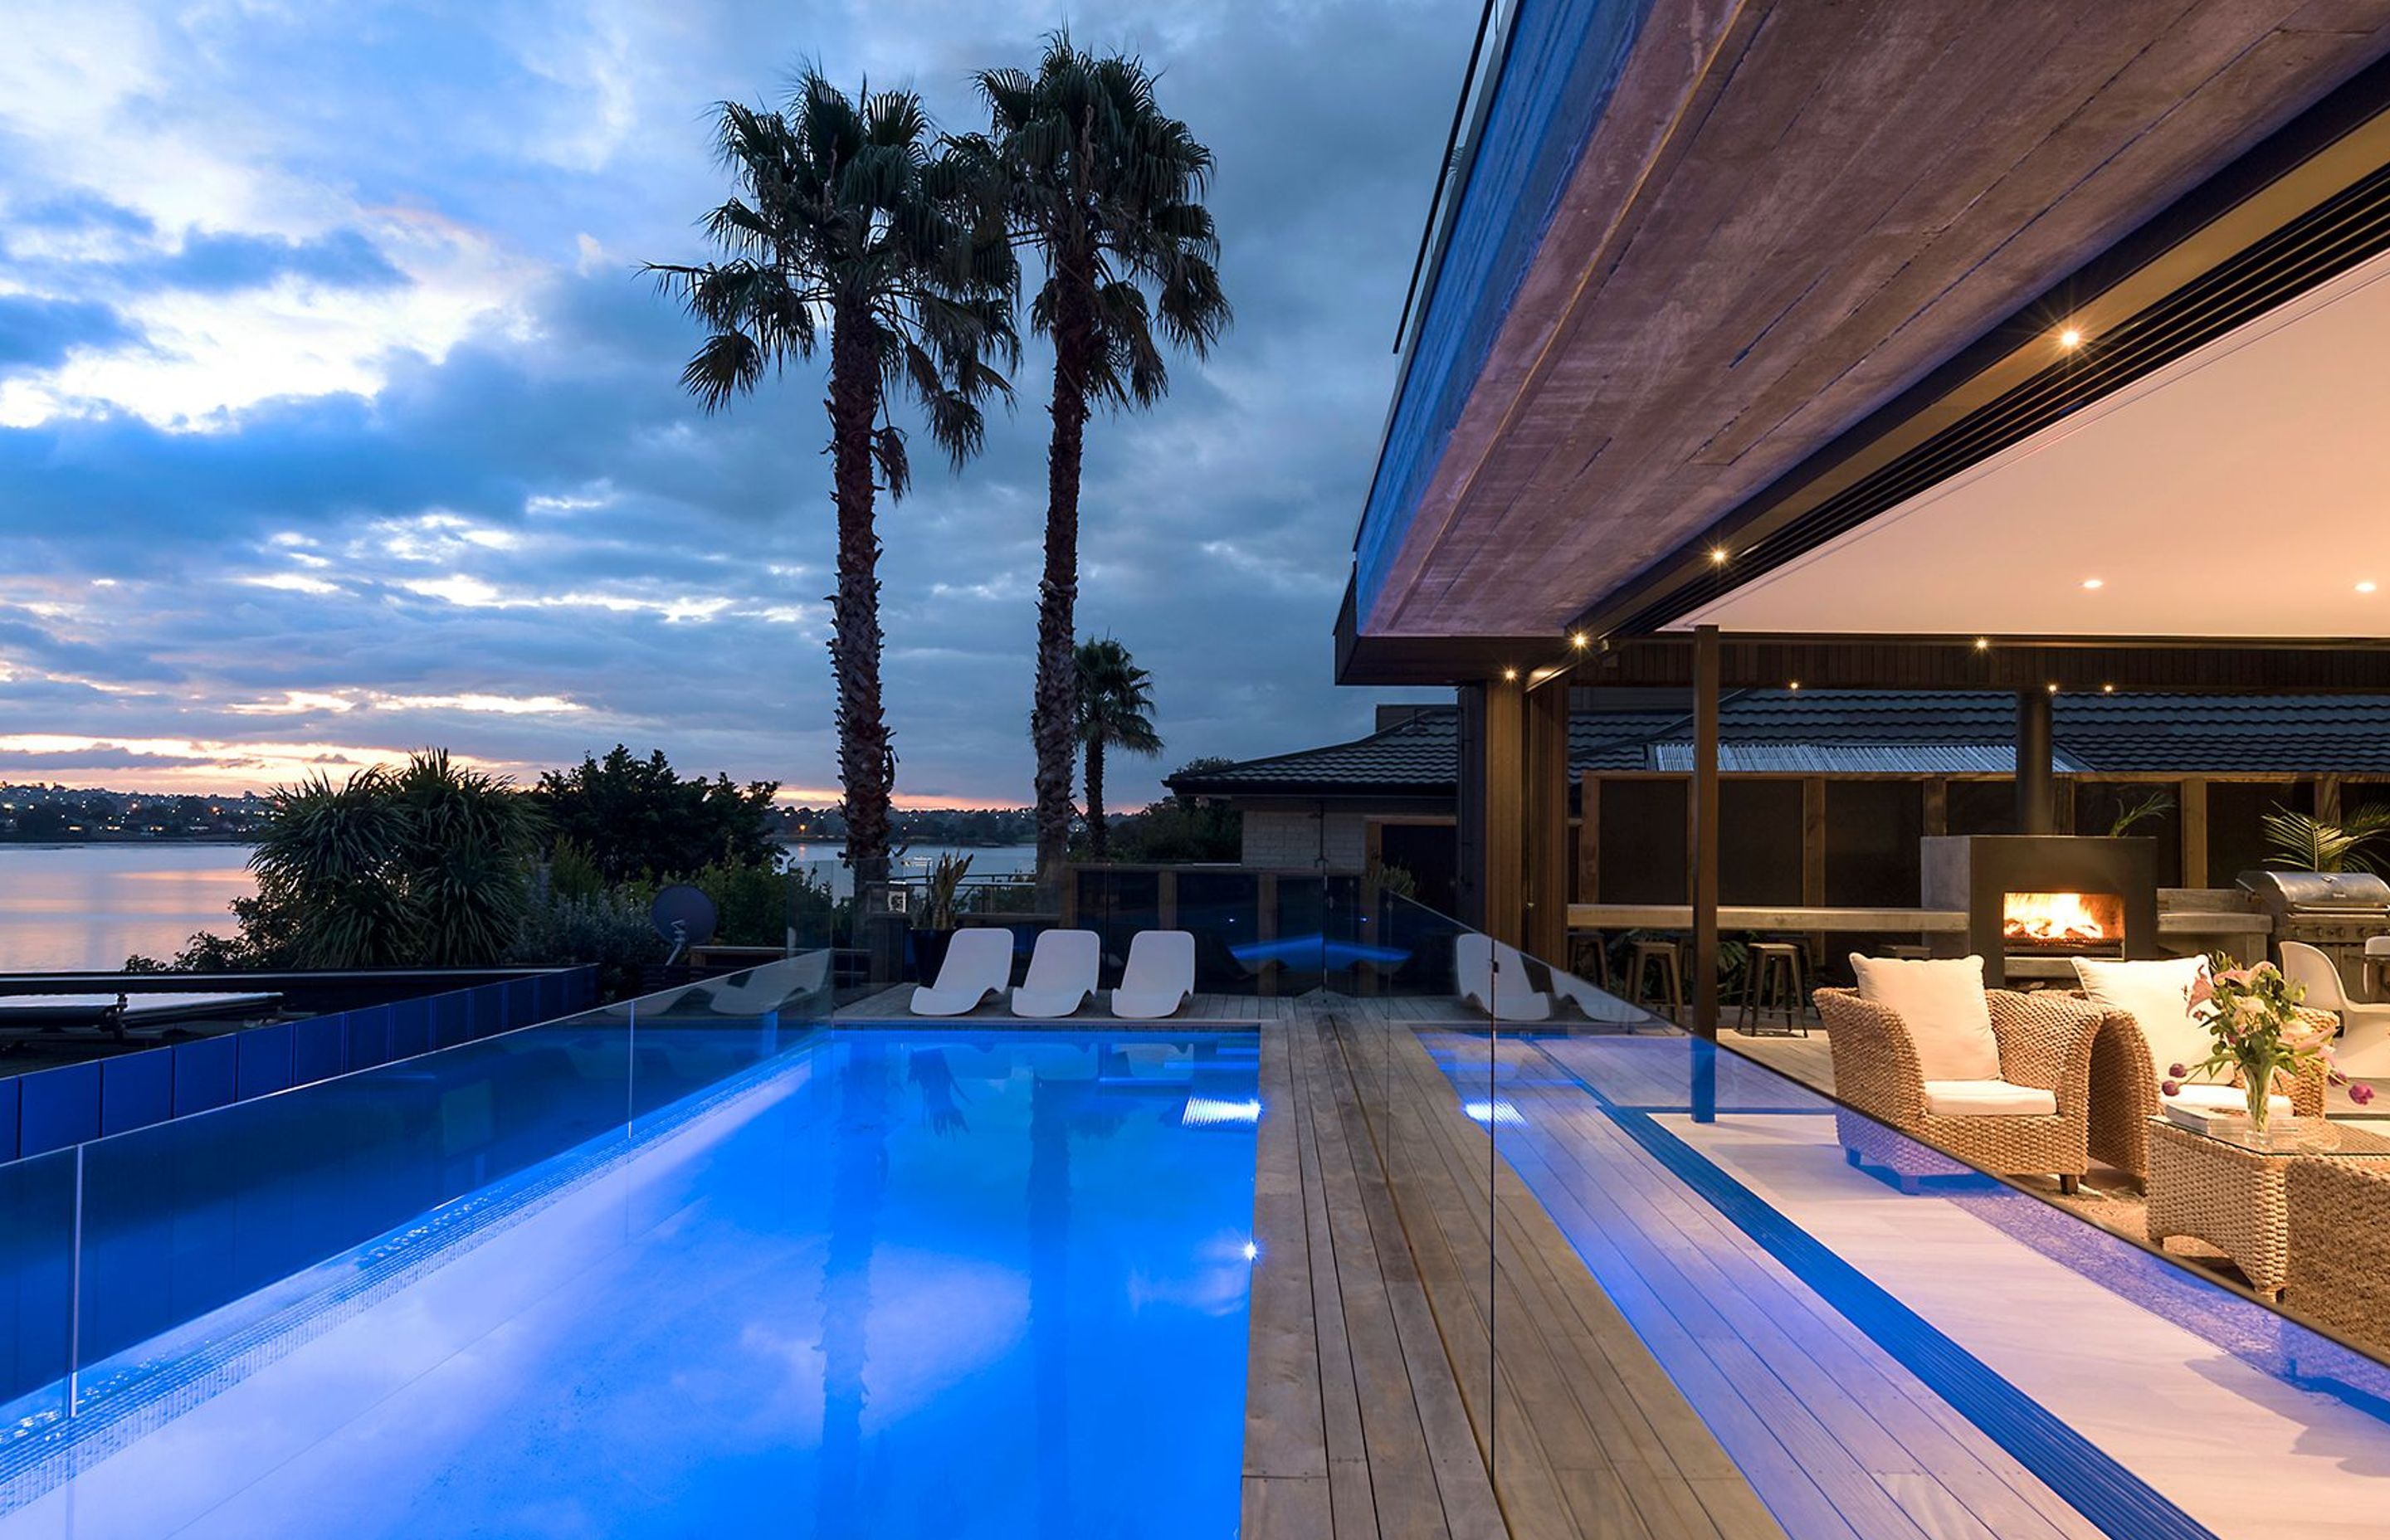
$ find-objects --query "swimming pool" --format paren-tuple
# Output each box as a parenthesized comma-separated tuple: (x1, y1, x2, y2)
(0, 1028, 1261, 1538)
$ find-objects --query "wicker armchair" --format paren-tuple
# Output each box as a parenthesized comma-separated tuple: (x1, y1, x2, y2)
(2087, 1006, 2333, 1188)
(2285, 1159, 2390, 1356)
(1814, 987, 2103, 1192)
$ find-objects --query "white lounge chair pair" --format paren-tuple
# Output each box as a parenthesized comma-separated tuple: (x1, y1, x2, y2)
(1455, 935, 1643, 1024)
(909, 928, 1197, 1021)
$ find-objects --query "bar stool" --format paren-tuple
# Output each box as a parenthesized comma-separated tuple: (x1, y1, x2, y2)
(1627, 938, 1684, 1021)
(1737, 941, 1813, 1036)
(1568, 933, 1614, 992)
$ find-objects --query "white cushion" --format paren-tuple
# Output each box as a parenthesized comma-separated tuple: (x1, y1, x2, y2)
(2072, 955, 2222, 1086)
(1850, 954, 2002, 1081)
(2163, 1082, 2295, 1120)
(1923, 1079, 2058, 1118)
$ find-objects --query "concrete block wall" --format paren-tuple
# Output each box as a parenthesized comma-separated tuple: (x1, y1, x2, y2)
(1242, 808, 1369, 871)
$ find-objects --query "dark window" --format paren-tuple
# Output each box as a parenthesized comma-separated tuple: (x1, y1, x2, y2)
(2207, 780, 2314, 884)
(1825, 782, 1923, 907)
(1600, 780, 1686, 904)
(2073, 782, 2183, 886)
(1721, 780, 1804, 905)
(1945, 779, 2016, 836)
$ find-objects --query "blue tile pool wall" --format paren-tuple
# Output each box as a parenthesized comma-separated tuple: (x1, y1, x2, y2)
(0, 1151, 73, 1438)
(72, 1017, 640, 1386)
(0, 978, 768, 1430)
(0, 967, 595, 1163)
(1, 1031, 813, 1511)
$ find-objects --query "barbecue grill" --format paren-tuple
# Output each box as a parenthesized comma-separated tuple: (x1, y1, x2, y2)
(2238, 870, 2390, 990)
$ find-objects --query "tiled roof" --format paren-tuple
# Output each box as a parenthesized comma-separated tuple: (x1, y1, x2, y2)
(1168, 691, 2390, 796)
(1646, 743, 2091, 774)
(1169, 710, 1462, 795)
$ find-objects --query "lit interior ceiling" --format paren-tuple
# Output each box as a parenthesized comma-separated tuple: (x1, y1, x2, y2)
(1675, 246, 2390, 640)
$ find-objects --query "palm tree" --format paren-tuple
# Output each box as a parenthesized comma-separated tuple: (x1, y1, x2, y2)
(247, 765, 417, 968)
(248, 751, 544, 967)
(2263, 805, 2390, 872)
(647, 71, 1015, 893)
(393, 749, 546, 965)
(963, 38, 1229, 895)
(1074, 636, 1161, 857)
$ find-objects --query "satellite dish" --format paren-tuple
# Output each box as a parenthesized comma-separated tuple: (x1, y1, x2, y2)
(651, 885, 718, 965)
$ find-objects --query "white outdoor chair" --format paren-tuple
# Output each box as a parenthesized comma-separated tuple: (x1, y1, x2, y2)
(2280, 940, 2390, 1076)
(1112, 930, 1196, 1020)
(1455, 933, 1553, 1022)
(694, 952, 832, 1016)
(1012, 929, 1101, 1019)
(1548, 967, 1647, 1025)
(910, 928, 1015, 1017)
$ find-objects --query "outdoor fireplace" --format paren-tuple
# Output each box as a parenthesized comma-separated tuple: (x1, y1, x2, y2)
(1922, 836, 2159, 987)
(2002, 889, 2127, 951)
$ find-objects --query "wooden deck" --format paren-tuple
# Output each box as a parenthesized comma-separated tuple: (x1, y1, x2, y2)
(1246, 1006, 1786, 1539)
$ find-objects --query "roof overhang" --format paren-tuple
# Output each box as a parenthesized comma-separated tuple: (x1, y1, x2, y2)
(1575, 635, 2390, 694)
(1345, 4, 2390, 681)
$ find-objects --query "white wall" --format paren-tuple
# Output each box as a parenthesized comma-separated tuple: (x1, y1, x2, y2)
(1242, 807, 1368, 871)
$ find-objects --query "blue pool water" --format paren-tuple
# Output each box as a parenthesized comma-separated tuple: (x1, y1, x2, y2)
(1, 1030, 1261, 1539)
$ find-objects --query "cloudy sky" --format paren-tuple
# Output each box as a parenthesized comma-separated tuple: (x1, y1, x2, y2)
(0, 0, 1469, 807)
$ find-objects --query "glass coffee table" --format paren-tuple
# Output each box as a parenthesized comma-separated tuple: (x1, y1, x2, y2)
(2146, 1115, 2390, 1297)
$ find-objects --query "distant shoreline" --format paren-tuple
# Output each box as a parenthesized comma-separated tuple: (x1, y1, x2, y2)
(0, 838, 259, 849)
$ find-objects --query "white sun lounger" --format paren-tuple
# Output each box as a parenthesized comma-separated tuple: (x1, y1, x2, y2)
(1455, 933, 1553, 1021)
(1112, 930, 1196, 1020)
(1548, 968, 1646, 1025)
(1012, 928, 1100, 1019)
(690, 951, 833, 1016)
(910, 928, 1015, 1016)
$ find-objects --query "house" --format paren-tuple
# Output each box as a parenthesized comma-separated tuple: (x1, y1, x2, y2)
(1173, 691, 2390, 917)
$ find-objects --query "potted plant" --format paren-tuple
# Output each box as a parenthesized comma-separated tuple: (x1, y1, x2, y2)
(2163, 953, 2375, 1132)
(910, 852, 973, 982)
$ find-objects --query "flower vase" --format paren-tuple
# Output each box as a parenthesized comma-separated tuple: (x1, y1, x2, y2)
(2244, 1061, 2275, 1134)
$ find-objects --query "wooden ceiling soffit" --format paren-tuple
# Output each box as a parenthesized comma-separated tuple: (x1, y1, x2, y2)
(1571, 54, 2390, 642)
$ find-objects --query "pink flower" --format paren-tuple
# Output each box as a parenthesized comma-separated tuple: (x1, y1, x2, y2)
(2285, 1016, 2334, 1053)
(2188, 972, 2216, 1008)
(2353, 1083, 2378, 1107)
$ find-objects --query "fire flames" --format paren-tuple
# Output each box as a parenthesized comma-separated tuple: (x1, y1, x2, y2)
(2002, 890, 2121, 946)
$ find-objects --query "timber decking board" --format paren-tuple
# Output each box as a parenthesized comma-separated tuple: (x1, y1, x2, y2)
(1238, 1008, 1786, 1540)
(1363, 1024, 1773, 1540)
(1521, 1036, 2105, 1540)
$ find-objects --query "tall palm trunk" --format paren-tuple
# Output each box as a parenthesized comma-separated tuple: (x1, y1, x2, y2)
(826, 301, 894, 891)
(1032, 270, 1095, 899)
(1085, 735, 1108, 858)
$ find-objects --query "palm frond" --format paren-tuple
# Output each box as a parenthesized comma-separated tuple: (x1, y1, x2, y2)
(2264, 808, 2381, 873)
(872, 423, 911, 500)
(1074, 635, 1163, 758)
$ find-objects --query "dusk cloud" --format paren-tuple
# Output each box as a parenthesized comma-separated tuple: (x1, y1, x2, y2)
(0, 0, 1471, 805)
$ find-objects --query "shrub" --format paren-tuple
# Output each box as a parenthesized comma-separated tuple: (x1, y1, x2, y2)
(508, 887, 666, 1000)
